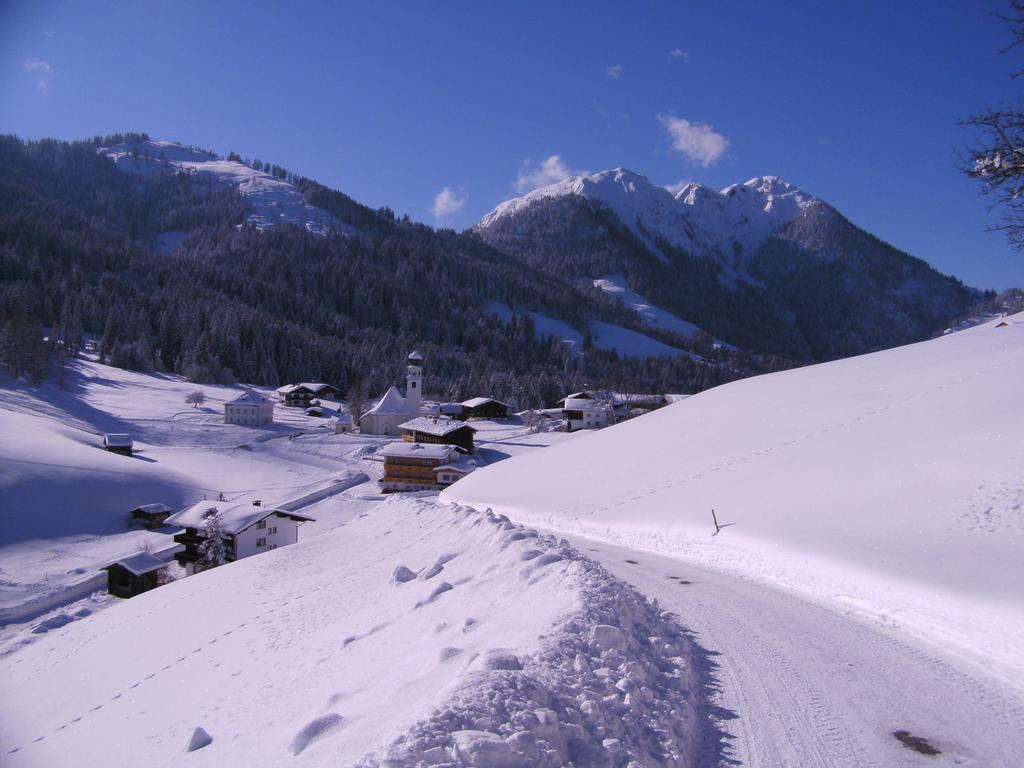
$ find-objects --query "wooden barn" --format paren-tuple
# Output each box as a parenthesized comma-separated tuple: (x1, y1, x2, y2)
(460, 397, 511, 420)
(399, 416, 476, 453)
(101, 552, 167, 598)
(129, 503, 173, 529)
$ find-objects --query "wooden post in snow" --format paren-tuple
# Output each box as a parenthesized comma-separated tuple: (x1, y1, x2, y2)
(712, 508, 721, 535)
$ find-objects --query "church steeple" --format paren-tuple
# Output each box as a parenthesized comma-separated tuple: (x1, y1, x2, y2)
(406, 350, 423, 414)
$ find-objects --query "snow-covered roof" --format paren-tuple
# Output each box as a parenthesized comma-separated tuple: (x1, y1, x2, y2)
(461, 397, 510, 409)
(276, 384, 299, 393)
(103, 433, 133, 446)
(363, 386, 409, 418)
(299, 382, 336, 393)
(227, 390, 274, 406)
(407, 350, 424, 363)
(166, 501, 314, 535)
(379, 442, 457, 461)
(101, 551, 167, 576)
(433, 458, 477, 474)
(130, 503, 173, 515)
(399, 417, 475, 436)
(332, 413, 353, 423)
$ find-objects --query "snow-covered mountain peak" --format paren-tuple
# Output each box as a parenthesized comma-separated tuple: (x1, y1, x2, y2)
(479, 166, 827, 267)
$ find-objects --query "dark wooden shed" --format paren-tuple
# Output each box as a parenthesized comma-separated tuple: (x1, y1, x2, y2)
(101, 552, 167, 598)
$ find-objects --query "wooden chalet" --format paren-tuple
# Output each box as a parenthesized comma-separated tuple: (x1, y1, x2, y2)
(276, 383, 339, 408)
(460, 397, 511, 420)
(101, 551, 167, 598)
(102, 433, 133, 455)
(398, 416, 476, 453)
(129, 503, 174, 529)
(379, 442, 470, 493)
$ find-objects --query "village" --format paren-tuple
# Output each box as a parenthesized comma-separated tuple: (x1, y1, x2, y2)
(0, 348, 684, 636)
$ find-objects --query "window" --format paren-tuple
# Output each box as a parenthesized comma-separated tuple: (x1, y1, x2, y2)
(256, 520, 266, 530)
(256, 537, 266, 547)
(270, 526, 277, 534)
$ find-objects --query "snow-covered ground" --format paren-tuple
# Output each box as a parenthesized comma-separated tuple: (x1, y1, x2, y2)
(0, 356, 576, 656)
(486, 300, 683, 359)
(445, 314, 1024, 689)
(99, 139, 353, 238)
(0, 498, 705, 767)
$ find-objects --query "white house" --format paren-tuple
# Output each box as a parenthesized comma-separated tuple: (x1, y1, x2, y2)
(225, 390, 275, 426)
(360, 351, 424, 435)
(331, 413, 354, 433)
(561, 393, 613, 431)
(167, 500, 314, 576)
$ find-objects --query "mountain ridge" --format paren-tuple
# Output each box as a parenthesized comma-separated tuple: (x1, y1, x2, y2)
(474, 166, 973, 362)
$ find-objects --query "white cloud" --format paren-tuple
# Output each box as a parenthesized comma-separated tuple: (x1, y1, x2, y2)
(24, 58, 52, 75)
(432, 186, 466, 224)
(24, 58, 53, 93)
(657, 113, 729, 167)
(607, 64, 623, 79)
(669, 48, 688, 61)
(514, 155, 584, 193)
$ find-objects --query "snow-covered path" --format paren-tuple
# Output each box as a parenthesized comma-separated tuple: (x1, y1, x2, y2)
(567, 535, 1024, 768)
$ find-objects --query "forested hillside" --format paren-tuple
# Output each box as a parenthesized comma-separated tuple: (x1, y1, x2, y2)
(0, 135, 781, 407)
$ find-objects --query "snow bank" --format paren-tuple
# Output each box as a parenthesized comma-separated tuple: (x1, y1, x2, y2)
(445, 315, 1024, 686)
(365, 506, 700, 767)
(0, 498, 702, 767)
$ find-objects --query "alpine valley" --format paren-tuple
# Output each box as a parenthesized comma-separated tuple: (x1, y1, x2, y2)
(0, 135, 985, 405)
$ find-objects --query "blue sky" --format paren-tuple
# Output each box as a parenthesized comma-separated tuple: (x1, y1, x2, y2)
(1, 1, 1022, 290)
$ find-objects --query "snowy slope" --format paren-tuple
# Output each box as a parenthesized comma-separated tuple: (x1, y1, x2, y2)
(100, 139, 352, 238)
(0, 498, 702, 767)
(478, 169, 821, 266)
(486, 301, 684, 359)
(593, 273, 732, 348)
(0, 356, 383, 633)
(444, 315, 1024, 685)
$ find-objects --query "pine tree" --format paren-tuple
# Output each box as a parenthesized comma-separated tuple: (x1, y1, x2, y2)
(197, 511, 227, 572)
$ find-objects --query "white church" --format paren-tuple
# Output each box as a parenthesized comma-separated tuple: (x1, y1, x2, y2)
(359, 351, 425, 435)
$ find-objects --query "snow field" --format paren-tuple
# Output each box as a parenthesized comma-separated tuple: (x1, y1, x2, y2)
(444, 315, 1024, 688)
(485, 301, 683, 359)
(0, 497, 703, 768)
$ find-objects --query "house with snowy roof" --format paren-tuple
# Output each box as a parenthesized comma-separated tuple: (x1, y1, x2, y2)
(460, 397, 511, 420)
(276, 382, 339, 408)
(378, 441, 475, 492)
(129, 503, 174, 529)
(167, 500, 314, 576)
(399, 416, 476, 453)
(360, 351, 424, 435)
(224, 390, 275, 426)
(101, 551, 167, 598)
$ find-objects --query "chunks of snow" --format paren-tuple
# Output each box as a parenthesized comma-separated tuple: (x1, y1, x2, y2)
(289, 713, 344, 755)
(451, 730, 527, 767)
(390, 565, 417, 585)
(185, 726, 212, 752)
